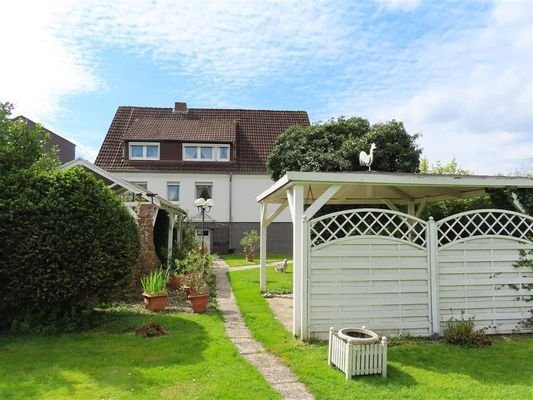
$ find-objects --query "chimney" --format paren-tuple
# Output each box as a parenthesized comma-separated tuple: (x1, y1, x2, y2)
(173, 102, 188, 113)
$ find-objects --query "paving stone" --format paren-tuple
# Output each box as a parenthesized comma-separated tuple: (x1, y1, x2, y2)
(273, 382, 315, 400)
(214, 260, 314, 400)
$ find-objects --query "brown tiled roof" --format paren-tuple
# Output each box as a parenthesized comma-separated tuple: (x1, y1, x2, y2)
(123, 118, 237, 142)
(95, 106, 310, 173)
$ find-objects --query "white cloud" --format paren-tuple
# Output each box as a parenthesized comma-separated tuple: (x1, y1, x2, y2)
(58, 0, 357, 88)
(71, 140, 99, 163)
(332, 1, 533, 175)
(374, 0, 422, 12)
(0, 1, 101, 121)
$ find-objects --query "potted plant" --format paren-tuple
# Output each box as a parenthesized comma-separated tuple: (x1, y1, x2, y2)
(183, 270, 209, 313)
(240, 230, 260, 262)
(178, 249, 213, 313)
(140, 268, 170, 311)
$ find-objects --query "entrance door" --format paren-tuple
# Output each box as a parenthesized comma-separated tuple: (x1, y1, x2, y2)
(196, 229, 211, 253)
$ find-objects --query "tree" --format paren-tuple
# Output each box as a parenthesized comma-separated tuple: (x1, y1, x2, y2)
(419, 159, 492, 220)
(267, 117, 421, 180)
(0, 102, 59, 172)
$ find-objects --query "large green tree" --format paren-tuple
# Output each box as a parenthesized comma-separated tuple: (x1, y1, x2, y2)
(267, 117, 421, 180)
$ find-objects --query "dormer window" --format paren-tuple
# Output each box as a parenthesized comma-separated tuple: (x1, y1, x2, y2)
(183, 143, 230, 162)
(129, 142, 160, 160)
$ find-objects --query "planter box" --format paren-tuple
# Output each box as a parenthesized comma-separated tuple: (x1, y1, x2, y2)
(328, 327, 388, 379)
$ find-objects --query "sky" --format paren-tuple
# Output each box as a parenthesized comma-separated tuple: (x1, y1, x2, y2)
(1, 0, 532, 175)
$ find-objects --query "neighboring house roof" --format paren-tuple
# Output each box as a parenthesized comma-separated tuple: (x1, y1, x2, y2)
(14, 115, 76, 164)
(95, 104, 310, 173)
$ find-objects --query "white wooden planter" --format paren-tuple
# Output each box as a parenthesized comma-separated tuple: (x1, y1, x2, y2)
(328, 327, 388, 379)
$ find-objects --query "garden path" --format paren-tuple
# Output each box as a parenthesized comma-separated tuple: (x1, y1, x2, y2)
(214, 259, 313, 400)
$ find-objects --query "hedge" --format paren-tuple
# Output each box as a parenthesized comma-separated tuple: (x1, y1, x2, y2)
(0, 167, 140, 332)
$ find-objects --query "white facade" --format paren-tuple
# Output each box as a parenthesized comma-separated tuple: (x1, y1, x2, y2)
(112, 171, 292, 223)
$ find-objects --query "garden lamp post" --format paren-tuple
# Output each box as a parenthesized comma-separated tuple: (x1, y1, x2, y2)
(194, 197, 214, 253)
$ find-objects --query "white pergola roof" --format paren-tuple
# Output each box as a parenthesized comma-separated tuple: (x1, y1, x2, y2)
(256, 171, 532, 322)
(258, 171, 533, 207)
(62, 158, 186, 215)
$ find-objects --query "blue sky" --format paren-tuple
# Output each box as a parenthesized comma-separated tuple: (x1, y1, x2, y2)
(1, 0, 532, 174)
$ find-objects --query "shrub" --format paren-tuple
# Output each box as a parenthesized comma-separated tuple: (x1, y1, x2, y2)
(240, 230, 260, 260)
(443, 310, 491, 347)
(0, 167, 140, 332)
(179, 248, 214, 295)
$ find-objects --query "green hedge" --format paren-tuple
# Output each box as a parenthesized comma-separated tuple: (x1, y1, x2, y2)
(0, 167, 140, 332)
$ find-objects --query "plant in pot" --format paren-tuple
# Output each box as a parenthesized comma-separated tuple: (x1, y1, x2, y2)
(183, 270, 209, 313)
(140, 268, 170, 312)
(178, 249, 214, 296)
(169, 258, 187, 290)
(240, 229, 260, 262)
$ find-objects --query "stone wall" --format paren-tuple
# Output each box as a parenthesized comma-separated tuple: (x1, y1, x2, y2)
(132, 204, 161, 293)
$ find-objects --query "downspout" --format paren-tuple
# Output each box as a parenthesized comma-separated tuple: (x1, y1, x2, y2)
(229, 172, 233, 250)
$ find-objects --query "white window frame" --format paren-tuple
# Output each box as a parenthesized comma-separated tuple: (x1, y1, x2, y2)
(195, 182, 213, 200)
(183, 143, 230, 162)
(129, 142, 160, 160)
(167, 182, 180, 202)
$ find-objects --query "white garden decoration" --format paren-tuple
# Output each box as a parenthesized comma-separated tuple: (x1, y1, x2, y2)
(257, 172, 533, 340)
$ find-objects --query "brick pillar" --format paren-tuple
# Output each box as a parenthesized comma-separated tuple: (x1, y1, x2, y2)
(131, 204, 161, 294)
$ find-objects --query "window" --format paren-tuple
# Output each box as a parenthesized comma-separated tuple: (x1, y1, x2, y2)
(129, 142, 160, 160)
(131, 181, 148, 189)
(218, 146, 229, 160)
(183, 143, 230, 161)
(167, 182, 180, 202)
(195, 183, 212, 200)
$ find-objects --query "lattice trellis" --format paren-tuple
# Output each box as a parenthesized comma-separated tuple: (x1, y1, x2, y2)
(309, 209, 427, 248)
(437, 209, 533, 247)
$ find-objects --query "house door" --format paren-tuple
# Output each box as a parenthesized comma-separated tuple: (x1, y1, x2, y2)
(196, 229, 211, 253)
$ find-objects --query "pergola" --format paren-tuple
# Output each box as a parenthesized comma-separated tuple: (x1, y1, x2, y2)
(62, 158, 187, 259)
(257, 171, 533, 338)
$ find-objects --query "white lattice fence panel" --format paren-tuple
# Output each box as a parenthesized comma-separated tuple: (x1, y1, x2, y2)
(437, 209, 533, 248)
(308, 236, 431, 340)
(439, 236, 533, 334)
(310, 209, 427, 249)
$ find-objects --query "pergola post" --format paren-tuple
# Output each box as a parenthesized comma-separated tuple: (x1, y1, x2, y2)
(260, 203, 268, 292)
(167, 211, 175, 263)
(291, 185, 305, 337)
(259, 200, 289, 292)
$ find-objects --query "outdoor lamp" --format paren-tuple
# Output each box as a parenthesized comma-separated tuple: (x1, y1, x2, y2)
(194, 197, 214, 252)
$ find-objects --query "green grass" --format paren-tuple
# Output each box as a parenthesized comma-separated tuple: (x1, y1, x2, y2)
(0, 309, 281, 400)
(229, 268, 533, 400)
(219, 253, 291, 267)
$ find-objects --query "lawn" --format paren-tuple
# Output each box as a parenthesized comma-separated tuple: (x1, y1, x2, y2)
(228, 267, 533, 400)
(219, 253, 291, 267)
(0, 309, 281, 400)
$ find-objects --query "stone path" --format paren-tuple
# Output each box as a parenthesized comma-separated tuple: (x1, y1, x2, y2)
(214, 260, 313, 400)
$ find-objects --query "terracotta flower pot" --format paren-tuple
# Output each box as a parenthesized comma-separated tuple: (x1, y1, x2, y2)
(168, 275, 182, 290)
(189, 294, 209, 313)
(142, 293, 168, 312)
(246, 254, 254, 262)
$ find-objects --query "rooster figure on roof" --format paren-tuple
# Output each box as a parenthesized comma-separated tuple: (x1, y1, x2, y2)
(359, 143, 376, 171)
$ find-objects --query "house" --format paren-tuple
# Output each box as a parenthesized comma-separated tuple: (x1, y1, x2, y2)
(95, 102, 310, 253)
(14, 116, 76, 164)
